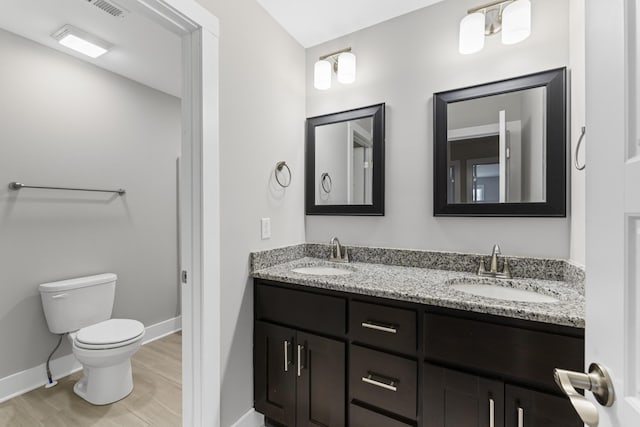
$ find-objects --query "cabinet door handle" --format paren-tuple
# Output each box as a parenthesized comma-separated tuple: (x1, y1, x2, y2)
(361, 321, 397, 334)
(517, 407, 524, 427)
(297, 344, 304, 377)
(283, 340, 290, 372)
(489, 398, 495, 427)
(361, 372, 398, 392)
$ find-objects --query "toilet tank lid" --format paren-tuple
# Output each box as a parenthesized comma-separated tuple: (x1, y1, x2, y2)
(39, 273, 117, 293)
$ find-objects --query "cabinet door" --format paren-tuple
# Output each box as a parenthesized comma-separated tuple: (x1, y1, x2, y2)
(296, 332, 346, 427)
(424, 363, 504, 427)
(254, 321, 296, 427)
(505, 384, 582, 427)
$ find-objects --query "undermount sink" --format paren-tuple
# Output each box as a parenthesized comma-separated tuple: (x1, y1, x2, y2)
(291, 266, 353, 276)
(451, 283, 559, 303)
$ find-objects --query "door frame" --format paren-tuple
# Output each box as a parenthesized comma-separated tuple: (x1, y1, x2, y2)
(127, 1, 220, 426)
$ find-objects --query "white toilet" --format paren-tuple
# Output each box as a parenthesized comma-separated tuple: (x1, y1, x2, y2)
(39, 273, 145, 405)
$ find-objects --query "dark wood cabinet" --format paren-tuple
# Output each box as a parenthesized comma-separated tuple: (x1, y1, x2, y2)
(254, 320, 346, 427)
(505, 384, 582, 427)
(255, 321, 297, 427)
(424, 363, 504, 427)
(254, 279, 584, 427)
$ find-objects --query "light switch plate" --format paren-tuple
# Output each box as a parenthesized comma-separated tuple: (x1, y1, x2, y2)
(261, 218, 271, 240)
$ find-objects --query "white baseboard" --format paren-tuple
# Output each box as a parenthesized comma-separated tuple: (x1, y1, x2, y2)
(142, 315, 182, 345)
(230, 409, 265, 427)
(0, 315, 182, 404)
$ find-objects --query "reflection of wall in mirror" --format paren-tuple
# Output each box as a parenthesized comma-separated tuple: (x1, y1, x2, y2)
(315, 122, 349, 204)
(348, 118, 373, 205)
(520, 88, 547, 202)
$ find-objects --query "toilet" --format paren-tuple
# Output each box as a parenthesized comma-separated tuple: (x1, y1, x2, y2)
(39, 273, 145, 405)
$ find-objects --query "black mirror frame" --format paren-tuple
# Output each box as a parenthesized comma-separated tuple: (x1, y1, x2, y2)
(305, 103, 385, 216)
(433, 68, 567, 217)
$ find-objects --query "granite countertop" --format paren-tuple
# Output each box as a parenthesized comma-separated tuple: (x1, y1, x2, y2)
(252, 257, 585, 328)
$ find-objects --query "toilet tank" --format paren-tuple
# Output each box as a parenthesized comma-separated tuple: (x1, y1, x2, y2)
(39, 273, 117, 334)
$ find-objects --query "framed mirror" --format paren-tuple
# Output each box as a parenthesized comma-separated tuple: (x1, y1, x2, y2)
(306, 103, 385, 215)
(433, 68, 567, 217)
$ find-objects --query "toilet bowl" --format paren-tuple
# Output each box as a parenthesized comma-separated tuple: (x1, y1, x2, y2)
(39, 274, 146, 405)
(70, 318, 145, 405)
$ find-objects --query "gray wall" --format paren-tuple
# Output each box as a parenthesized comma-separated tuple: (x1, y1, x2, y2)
(0, 29, 181, 378)
(305, 0, 571, 258)
(194, 1, 307, 425)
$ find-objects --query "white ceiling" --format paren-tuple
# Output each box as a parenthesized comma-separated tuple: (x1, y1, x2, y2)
(256, 0, 446, 48)
(0, 0, 181, 97)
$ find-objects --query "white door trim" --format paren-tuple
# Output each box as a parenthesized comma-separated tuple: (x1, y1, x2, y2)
(126, 1, 220, 426)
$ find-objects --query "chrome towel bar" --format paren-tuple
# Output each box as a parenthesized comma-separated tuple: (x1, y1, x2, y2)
(8, 182, 125, 195)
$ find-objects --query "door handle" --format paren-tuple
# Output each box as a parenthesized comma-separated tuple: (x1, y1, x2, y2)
(489, 398, 495, 427)
(283, 340, 291, 372)
(297, 344, 305, 377)
(553, 363, 615, 427)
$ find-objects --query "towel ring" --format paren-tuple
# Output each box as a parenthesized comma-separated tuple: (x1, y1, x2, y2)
(321, 172, 332, 193)
(574, 126, 586, 171)
(275, 161, 291, 188)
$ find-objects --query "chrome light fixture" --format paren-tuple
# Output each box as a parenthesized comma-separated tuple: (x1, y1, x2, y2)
(313, 47, 356, 90)
(459, 0, 531, 55)
(51, 25, 112, 58)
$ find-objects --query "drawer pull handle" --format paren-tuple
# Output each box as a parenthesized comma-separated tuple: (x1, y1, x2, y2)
(489, 398, 495, 427)
(517, 407, 524, 427)
(362, 372, 398, 392)
(284, 340, 290, 372)
(361, 321, 397, 334)
(297, 344, 305, 377)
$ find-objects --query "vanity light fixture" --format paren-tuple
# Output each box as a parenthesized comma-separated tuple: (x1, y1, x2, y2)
(51, 25, 112, 58)
(459, 0, 531, 55)
(313, 47, 356, 90)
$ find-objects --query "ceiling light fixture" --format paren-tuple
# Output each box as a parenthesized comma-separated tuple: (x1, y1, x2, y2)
(459, 0, 531, 55)
(313, 47, 356, 90)
(51, 25, 112, 58)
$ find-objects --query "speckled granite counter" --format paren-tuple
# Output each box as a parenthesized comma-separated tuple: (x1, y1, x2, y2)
(252, 257, 585, 329)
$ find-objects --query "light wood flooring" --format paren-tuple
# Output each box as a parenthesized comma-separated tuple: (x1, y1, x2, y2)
(0, 332, 182, 427)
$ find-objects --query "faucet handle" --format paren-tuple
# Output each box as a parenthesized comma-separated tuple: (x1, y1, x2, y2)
(492, 244, 501, 256)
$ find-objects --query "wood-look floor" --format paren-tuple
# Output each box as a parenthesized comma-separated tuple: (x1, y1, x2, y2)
(0, 332, 182, 427)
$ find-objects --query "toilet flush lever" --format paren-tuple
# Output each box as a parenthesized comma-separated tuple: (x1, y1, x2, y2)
(52, 293, 67, 299)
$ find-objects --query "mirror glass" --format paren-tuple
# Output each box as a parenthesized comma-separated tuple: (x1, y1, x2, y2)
(433, 68, 566, 217)
(315, 117, 374, 205)
(306, 103, 385, 215)
(446, 87, 546, 204)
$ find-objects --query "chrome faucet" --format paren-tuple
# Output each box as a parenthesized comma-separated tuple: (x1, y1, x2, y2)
(329, 237, 349, 263)
(478, 244, 511, 279)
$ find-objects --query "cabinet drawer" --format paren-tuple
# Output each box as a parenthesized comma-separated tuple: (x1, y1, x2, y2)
(350, 301, 417, 355)
(349, 344, 417, 420)
(256, 283, 346, 336)
(424, 313, 584, 392)
(349, 404, 412, 427)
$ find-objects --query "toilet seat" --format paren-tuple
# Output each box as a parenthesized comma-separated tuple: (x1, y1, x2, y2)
(74, 319, 145, 350)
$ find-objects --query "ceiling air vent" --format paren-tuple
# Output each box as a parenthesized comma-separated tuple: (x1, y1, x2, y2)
(86, 0, 129, 18)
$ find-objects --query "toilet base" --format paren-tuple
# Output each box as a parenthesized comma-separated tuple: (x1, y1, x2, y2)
(73, 359, 134, 405)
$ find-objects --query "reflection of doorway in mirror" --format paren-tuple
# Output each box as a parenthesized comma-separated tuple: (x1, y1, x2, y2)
(447, 115, 523, 204)
(347, 119, 373, 205)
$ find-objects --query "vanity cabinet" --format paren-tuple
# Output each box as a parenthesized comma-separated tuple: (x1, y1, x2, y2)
(255, 283, 347, 427)
(254, 279, 584, 427)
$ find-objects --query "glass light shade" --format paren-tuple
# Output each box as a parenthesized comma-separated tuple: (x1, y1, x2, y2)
(314, 60, 332, 90)
(502, 0, 531, 45)
(337, 52, 356, 84)
(459, 12, 485, 54)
